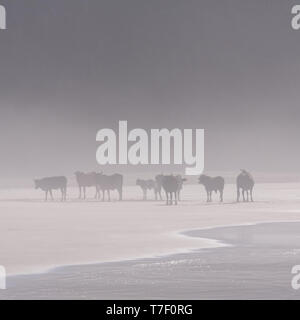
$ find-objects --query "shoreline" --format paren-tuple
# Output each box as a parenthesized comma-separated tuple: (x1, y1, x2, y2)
(2, 221, 300, 299)
(6, 231, 227, 278)
(1, 183, 300, 277)
(7, 218, 300, 279)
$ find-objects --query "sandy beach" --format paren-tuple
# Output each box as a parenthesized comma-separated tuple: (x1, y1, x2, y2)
(2, 221, 300, 299)
(0, 183, 300, 276)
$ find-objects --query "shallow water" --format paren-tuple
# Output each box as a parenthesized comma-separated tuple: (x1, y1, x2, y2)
(1, 222, 300, 299)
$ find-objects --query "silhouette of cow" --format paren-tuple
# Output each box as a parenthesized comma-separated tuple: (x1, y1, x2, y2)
(236, 169, 255, 202)
(155, 174, 164, 200)
(198, 174, 225, 202)
(175, 175, 187, 201)
(162, 175, 185, 205)
(136, 179, 157, 200)
(34, 176, 67, 201)
(95, 173, 123, 201)
(74, 171, 97, 199)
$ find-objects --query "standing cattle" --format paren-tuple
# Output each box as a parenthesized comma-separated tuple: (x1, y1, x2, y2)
(136, 179, 156, 200)
(237, 169, 255, 202)
(74, 171, 97, 199)
(34, 176, 67, 201)
(162, 175, 182, 205)
(155, 174, 164, 200)
(198, 174, 225, 202)
(175, 175, 187, 201)
(95, 173, 123, 201)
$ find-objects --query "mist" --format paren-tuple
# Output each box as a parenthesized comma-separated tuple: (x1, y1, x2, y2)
(0, 0, 299, 186)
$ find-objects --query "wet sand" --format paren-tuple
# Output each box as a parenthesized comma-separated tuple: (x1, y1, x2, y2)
(1, 222, 300, 300)
(1, 183, 300, 276)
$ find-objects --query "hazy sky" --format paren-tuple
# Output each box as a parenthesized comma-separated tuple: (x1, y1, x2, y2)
(0, 0, 299, 184)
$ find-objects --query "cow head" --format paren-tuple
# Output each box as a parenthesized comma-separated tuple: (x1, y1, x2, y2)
(74, 171, 82, 177)
(34, 179, 40, 189)
(198, 174, 209, 184)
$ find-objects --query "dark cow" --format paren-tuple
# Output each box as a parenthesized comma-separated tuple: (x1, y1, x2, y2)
(175, 175, 187, 201)
(136, 179, 156, 200)
(155, 174, 164, 200)
(95, 173, 123, 201)
(34, 176, 67, 201)
(162, 175, 181, 205)
(237, 169, 255, 202)
(198, 174, 225, 202)
(74, 171, 97, 199)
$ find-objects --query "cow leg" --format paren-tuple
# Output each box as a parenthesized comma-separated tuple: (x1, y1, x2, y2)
(208, 191, 211, 202)
(97, 187, 101, 200)
(83, 187, 86, 200)
(102, 190, 105, 201)
(78, 187, 81, 199)
(237, 187, 240, 202)
(165, 192, 169, 205)
(45, 190, 48, 201)
(108, 190, 111, 201)
(242, 190, 246, 202)
(119, 188, 122, 201)
(220, 190, 223, 202)
(206, 191, 209, 202)
(174, 192, 178, 205)
(50, 190, 54, 201)
(61, 188, 65, 202)
(250, 188, 254, 202)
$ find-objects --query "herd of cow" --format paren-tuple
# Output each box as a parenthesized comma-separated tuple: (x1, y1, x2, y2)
(34, 169, 255, 205)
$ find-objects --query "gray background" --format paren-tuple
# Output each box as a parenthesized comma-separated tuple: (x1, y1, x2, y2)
(0, 0, 299, 186)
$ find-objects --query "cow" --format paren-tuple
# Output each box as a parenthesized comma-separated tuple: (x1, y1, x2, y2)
(198, 174, 225, 202)
(34, 176, 67, 201)
(155, 174, 164, 200)
(74, 171, 97, 199)
(175, 175, 187, 201)
(237, 169, 255, 202)
(95, 173, 123, 201)
(162, 175, 182, 205)
(136, 179, 156, 200)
